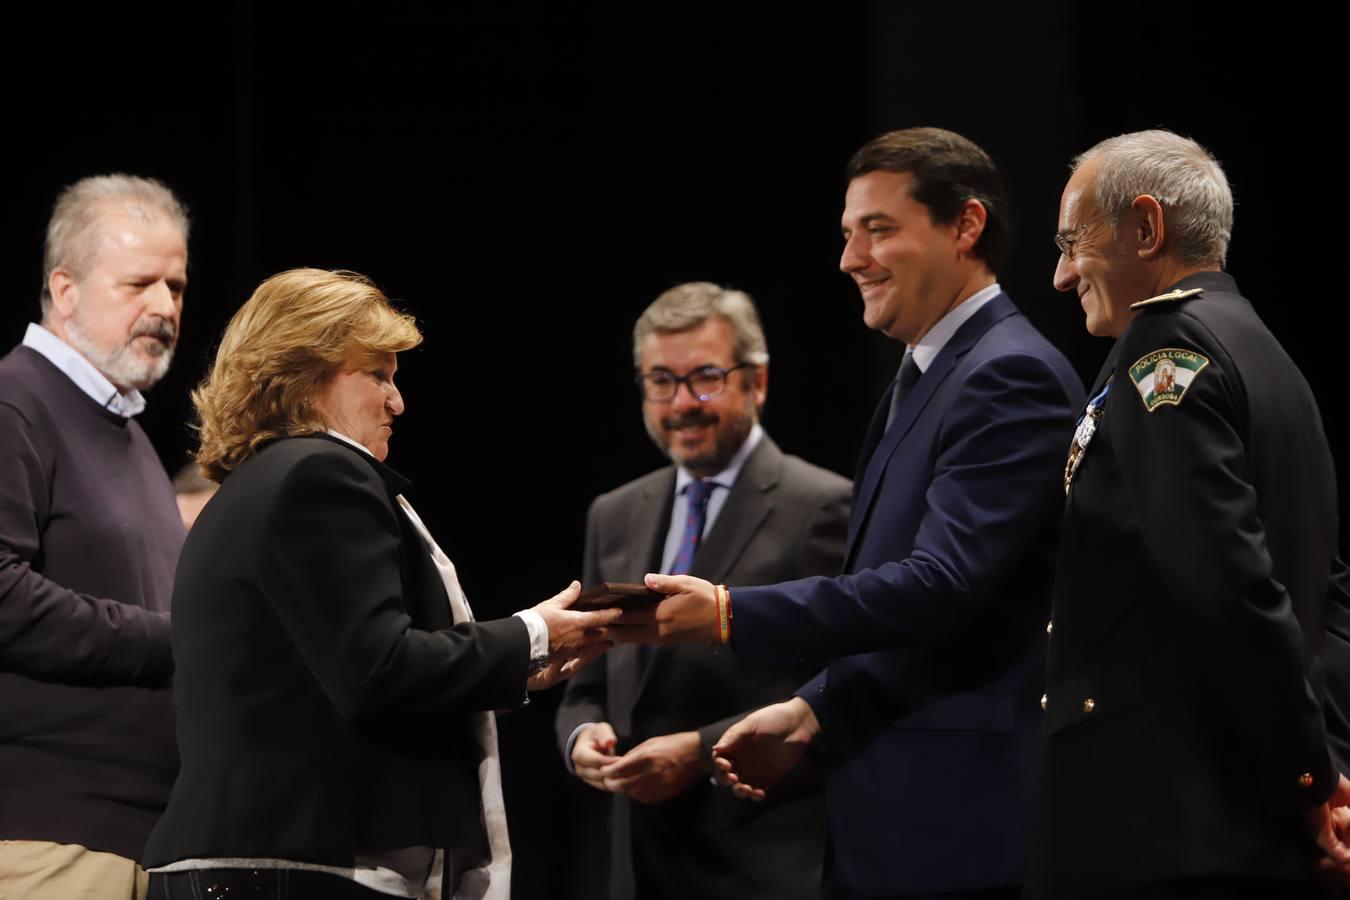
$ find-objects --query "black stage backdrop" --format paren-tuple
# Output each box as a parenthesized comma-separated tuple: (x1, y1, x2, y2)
(2, 5, 1336, 897)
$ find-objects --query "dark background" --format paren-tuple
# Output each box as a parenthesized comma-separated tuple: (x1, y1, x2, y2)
(2, 5, 1334, 896)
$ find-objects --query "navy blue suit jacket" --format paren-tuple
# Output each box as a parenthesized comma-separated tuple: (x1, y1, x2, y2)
(731, 294, 1083, 896)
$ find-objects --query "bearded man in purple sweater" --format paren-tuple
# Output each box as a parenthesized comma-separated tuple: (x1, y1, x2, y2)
(0, 175, 189, 899)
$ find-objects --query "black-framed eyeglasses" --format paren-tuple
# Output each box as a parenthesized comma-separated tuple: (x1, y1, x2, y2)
(1053, 211, 1113, 260)
(636, 363, 754, 402)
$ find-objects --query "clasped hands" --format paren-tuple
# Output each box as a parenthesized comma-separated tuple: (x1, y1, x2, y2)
(570, 573, 819, 803)
(572, 698, 819, 806)
(528, 576, 809, 803)
(572, 725, 708, 804)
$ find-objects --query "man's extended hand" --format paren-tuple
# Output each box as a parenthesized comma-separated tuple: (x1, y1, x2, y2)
(712, 697, 820, 802)
(599, 731, 706, 804)
(528, 580, 619, 690)
(572, 722, 621, 791)
(607, 573, 720, 644)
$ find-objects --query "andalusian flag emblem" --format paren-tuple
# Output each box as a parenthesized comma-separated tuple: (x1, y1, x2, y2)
(1128, 348, 1210, 412)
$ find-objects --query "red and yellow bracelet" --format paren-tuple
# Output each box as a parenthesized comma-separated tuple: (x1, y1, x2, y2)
(714, 583, 732, 644)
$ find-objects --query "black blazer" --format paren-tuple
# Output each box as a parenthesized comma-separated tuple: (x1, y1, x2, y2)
(143, 434, 530, 872)
(555, 435, 851, 900)
(1033, 273, 1342, 896)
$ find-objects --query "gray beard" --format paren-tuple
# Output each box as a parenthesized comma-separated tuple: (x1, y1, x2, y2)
(64, 319, 173, 392)
(645, 403, 757, 477)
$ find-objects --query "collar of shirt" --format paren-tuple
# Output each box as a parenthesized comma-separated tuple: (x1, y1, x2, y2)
(22, 322, 147, 417)
(325, 428, 372, 457)
(672, 422, 764, 498)
(909, 282, 1002, 372)
(660, 423, 765, 574)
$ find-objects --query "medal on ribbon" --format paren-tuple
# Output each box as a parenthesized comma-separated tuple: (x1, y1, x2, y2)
(1064, 379, 1111, 494)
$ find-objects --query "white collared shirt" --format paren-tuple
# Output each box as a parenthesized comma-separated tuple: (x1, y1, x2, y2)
(909, 282, 1002, 373)
(22, 322, 146, 417)
(659, 422, 765, 573)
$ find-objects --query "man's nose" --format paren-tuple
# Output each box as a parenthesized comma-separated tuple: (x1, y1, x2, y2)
(839, 232, 867, 275)
(1052, 254, 1079, 293)
(144, 279, 180, 319)
(672, 378, 706, 409)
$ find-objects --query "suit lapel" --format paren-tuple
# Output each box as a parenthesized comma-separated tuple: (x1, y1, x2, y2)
(309, 432, 413, 495)
(688, 437, 779, 584)
(627, 472, 674, 579)
(633, 439, 781, 706)
(313, 433, 449, 629)
(845, 294, 1018, 567)
(610, 470, 675, 738)
(854, 380, 895, 488)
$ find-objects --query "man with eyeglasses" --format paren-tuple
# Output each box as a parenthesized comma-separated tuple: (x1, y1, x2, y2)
(615, 128, 1084, 898)
(555, 281, 851, 900)
(1031, 129, 1350, 898)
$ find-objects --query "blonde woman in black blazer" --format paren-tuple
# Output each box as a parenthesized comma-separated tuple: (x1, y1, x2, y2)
(143, 269, 617, 900)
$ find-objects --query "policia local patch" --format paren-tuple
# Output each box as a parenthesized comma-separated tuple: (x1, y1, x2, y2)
(1128, 348, 1210, 412)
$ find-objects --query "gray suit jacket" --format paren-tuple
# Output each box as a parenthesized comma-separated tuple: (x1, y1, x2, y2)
(556, 435, 850, 900)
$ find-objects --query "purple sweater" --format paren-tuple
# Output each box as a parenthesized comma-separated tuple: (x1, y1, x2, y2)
(0, 345, 183, 859)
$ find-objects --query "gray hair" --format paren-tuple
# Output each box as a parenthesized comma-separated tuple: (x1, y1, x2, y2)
(41, 174, 190, 314)
(1073, 130, 1233, 267)
(632, 282, 770, 369)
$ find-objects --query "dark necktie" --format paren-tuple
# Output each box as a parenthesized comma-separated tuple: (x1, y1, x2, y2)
(640, 479, 716, 677)
(668, 479, 715, 576)
(884, 350, 922, 432)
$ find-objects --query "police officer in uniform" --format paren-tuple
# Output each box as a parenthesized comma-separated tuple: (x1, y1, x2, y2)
(1033, 129, 1350, 898)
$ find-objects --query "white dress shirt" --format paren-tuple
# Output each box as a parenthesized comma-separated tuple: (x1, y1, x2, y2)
(22, 322, 146, 416)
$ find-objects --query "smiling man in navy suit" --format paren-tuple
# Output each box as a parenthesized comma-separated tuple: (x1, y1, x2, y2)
(623, 127, 1084, 898)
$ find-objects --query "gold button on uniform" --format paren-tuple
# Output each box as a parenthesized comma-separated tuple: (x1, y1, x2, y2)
(1040, 694, 1047, 711)
(1299, 773, 1314, 788)
(1082, 698, 1095, 713)
(1046, 620, 1053, 635)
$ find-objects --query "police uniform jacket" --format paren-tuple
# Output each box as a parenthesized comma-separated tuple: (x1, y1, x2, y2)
(1035, 271, 1342, 896)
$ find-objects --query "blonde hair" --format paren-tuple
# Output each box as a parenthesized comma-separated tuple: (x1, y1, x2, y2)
(193, 268, 422, 481)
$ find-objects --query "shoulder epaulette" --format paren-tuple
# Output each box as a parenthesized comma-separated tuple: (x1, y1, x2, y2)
(1129, 287, 1204, 310)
